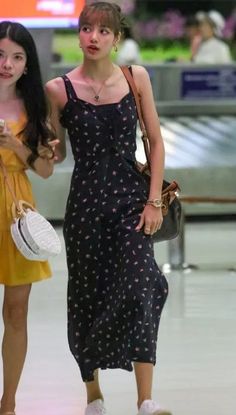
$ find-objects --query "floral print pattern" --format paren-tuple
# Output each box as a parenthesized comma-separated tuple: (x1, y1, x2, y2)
(60, 75, 168, 382)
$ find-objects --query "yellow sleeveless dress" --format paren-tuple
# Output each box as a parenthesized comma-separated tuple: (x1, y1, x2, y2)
(0, 114, 52, 286)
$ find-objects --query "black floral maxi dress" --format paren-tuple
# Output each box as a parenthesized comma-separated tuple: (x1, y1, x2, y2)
(60, 74, 168, 382)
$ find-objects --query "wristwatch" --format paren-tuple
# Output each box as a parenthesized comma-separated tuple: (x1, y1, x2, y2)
(146, 199, 163, 208)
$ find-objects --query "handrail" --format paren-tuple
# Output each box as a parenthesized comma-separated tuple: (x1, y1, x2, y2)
(163, 195, 236, 272)
(179, 196, 236, 204)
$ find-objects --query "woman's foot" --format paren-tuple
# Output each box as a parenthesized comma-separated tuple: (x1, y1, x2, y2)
(85, 399, 106, 415)
(137, 399, 172, 415)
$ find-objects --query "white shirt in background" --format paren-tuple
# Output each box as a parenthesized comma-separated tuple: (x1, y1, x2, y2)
(193, 37, 232, 64)
(116, 39, 141, 65)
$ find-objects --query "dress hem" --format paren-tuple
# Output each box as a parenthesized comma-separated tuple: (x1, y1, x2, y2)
(0, 273, 52, 286)
(79, 357, 157, 382)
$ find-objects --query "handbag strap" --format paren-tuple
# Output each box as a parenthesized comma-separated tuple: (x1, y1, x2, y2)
(0, 155, 21, 212)
(120, 66, 151, 167)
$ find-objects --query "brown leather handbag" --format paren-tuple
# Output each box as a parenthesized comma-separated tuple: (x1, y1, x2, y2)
(121, 66, 182, 243)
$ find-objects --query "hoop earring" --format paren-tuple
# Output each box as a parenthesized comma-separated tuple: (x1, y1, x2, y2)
(114, 44, 118, 52)
(23, 67, 28, 75)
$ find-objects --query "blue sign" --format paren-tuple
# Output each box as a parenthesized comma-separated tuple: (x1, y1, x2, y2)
(181, 69, 236, 99)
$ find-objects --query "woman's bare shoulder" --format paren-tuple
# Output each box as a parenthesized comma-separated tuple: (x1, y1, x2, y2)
(131, 65, 151, 93)
(131, 64, 149, 79)
(45, 76, 68, 108)
(45, 76, 64, 96)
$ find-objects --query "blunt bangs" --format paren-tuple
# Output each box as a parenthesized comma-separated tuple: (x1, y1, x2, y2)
(79, 8, 120, 36)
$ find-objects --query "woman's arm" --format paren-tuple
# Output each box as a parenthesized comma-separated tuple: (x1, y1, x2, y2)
(0, 126, 57, 179)
(132, 65, 165, 200)
(132, 65, 165, 235)
(45, 77, 67, 163)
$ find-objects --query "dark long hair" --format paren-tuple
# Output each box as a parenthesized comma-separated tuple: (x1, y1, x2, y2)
(0, 21, 54, 157)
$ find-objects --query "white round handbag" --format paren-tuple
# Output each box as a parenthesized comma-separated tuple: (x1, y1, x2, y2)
(11, 200, 61, 261)
(0, 155, 61, 262)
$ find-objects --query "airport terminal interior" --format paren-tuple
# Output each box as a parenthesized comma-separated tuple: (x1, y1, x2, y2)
(1, 0, 236, 412)
(1, 106, 236, 414)
(1, 60, 236, 415)
(0, 222, 235, 415)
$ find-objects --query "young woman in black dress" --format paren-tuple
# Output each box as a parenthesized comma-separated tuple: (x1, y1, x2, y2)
(46, 2, 171, 415)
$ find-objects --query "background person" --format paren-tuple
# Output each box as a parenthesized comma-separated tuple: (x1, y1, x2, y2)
(184, 15, 202, 61)
(193, 10, 232, 64)
(116, 26, 141, 65)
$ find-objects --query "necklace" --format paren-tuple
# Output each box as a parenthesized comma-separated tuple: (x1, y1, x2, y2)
(85, 67, 115, 102)
(91, 83, 104, 102)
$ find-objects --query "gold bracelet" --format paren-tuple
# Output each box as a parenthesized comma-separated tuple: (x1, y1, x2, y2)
(146, 199, 163, 208)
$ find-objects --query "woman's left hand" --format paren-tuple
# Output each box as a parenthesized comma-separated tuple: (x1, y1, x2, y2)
(47, 139, 60, 161)
(0, 128, 19, 151)
(37, 139, 60, 160)
(135, 205, 163, 235)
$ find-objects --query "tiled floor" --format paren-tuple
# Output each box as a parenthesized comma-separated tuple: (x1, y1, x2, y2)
(0, 221, 236, 415)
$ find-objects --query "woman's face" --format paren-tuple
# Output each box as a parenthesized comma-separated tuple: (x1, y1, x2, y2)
(0, 38, 27, 85)
(199, 19, 215, 40)
(185, 25, 199, 41)
(79, 21, 119, 60)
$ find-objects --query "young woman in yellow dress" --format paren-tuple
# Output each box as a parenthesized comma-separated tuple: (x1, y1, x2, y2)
(0, 21, 57, 415)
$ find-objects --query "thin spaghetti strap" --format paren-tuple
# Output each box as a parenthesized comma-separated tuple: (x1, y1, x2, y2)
(61, 75, 78, 101)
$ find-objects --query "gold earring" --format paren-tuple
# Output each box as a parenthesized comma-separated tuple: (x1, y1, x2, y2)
(114, 44, 118, 52)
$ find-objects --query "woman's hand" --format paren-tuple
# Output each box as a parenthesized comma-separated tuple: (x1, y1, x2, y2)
(0, 126, 19, 151)
(38, 139, 60, 161)
(135, 205, 163, 235)
(48, 139, 60, 161)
